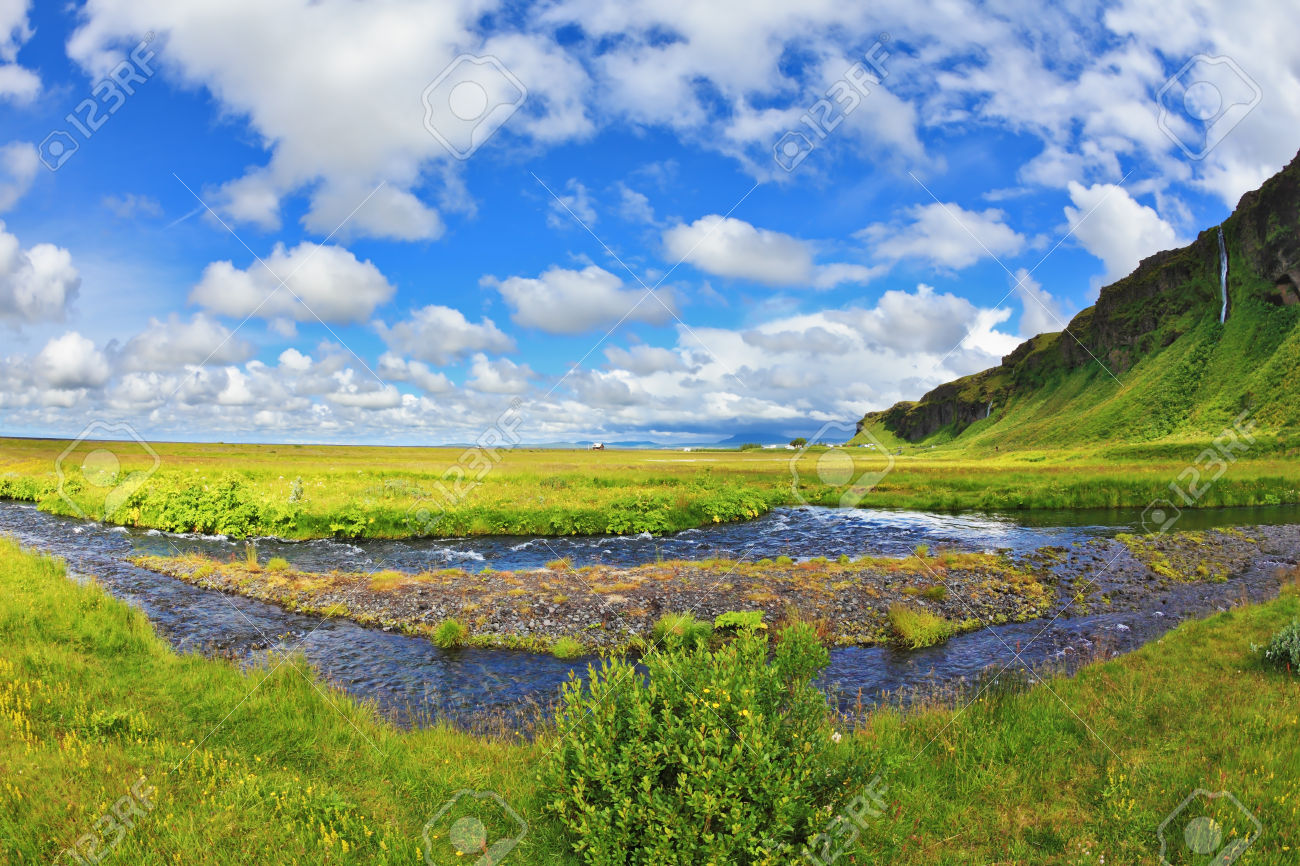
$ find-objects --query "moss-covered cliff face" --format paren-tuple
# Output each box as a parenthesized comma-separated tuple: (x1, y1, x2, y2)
(858, 149, 1300, 447)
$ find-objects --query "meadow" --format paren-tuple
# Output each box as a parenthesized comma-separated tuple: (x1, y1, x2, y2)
(3, 539, 1299, 864)
(2, 434, 1299, 540)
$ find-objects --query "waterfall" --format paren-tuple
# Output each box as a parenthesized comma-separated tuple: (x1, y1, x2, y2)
(985, 401, 993, 419)
(1218, 226, 1229, 324)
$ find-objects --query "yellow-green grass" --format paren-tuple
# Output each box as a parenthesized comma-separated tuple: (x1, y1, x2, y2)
(3, 435, 1299, 540)
(888, 602, 959, 649)
(2, 539, 1300, 863)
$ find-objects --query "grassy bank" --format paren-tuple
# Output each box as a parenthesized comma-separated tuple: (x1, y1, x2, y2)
(3, 539, 1299, 863)
(3, 435, 1300, 540)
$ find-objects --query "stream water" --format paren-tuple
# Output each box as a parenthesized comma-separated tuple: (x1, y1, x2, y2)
(3, 499, 1297, 728)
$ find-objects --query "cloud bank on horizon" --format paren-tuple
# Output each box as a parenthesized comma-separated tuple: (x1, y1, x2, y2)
(0, 0, 1294, 444)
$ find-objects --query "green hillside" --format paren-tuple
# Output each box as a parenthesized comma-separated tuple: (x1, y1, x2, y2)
(858, 150, 1300, 452)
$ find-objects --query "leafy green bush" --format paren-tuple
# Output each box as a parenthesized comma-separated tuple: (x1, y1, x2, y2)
(265, 557, 291, 573)
(552, 637, 586, 659)
(432, 619, 467, 649)
(543, 623, 862, 864)
(650, 612, 712, 650)
(714, 611, 765, 632)
(1256, 619, 1300, 671)
(888, 603, 955, 649)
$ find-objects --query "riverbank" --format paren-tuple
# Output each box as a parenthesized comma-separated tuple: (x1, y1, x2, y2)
(3, 435, 1299, 540)
(4, 538, 1298, 863)
(132, 525, 1298, 655)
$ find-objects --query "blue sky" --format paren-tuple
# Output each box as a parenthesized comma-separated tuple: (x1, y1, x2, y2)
(0, 0, 1294, 444)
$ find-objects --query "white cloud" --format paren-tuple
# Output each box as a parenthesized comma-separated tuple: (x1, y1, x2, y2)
(603, 344, 689, 375)
(36, 332, 110, 389)
(0, 141, 37, 212)
(0, 222, 80, 324)
(859, 203, 1028, 271)
(1009, 269, 1068, 337)
(545, 179, 597, 230)
(190, 242, 396, 323)
(119, 314, 254, 371)
(377, 352, 454, 394)
(661, 215, 876, 289)
(663, 216, 812, 286)
(467, 353, 534, 394)
(1064, 182, 1184, 285)
(374, 304, 514, 365)
(0, 1, 37, 102)
(102, 193, 165, 219)
(487, 265, 677, 335)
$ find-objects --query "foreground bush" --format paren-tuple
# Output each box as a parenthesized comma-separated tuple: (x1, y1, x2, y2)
(888, 602, 955, 649)
(1257, 619, 1300, 671)
(541, 623, 863, 864)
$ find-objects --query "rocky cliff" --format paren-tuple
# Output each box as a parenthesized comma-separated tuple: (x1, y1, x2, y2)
(859, 149, 1300, 444)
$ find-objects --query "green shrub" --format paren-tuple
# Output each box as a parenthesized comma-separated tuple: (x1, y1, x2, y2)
(920, 584, 948, 602)
(714, 610, 765, 632)
(543, 623, 862, 863)
(552, 637, 586, 659)
(432, 619, 467, 649)
(774, 555, 794, 566)
(265, 557, 290, 573)
(1256, 620, 1300, 672)
(888, 603, 955, 649)
(650, 612, 712, 650)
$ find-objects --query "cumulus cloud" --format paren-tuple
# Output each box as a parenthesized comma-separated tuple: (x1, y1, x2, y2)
(858, 203, 1028, 271)
(603, 344, 689, 375)
(103, 193, 164, 219)
(1010, 269, 1068, 337)
(468, 353, 534, 394)
(0, 141, 37, 212)
(662, 216, 874, 289)
(1064, 182, 1184, 285)
(0, 222, 80, 324)
(118, 314, 254, 372)
(374, 305, 514, 365)
(0, 1, 38, 103)
(377, 352, 454, 394)
(36, 332, 110, 389)
(487, 265, 677, 335)
(190, 242, 396, 323)
(545, 179, 597, 230)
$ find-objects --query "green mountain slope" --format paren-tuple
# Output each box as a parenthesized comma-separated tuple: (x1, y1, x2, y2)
(858, 150, 1300, 451)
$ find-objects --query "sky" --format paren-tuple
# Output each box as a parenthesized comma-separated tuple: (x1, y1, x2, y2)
(0, 0, 1295, 446)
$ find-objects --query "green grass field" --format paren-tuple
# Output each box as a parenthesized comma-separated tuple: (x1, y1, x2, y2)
(2, 434, 1299, 540)
(3, 539, 1298, 863)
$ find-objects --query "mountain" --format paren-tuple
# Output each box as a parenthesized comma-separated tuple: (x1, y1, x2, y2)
(856, 149, 1300, 450)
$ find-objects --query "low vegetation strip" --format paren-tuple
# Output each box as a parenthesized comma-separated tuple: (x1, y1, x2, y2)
(3, 436, 1299, 540)
(130, 527, 1285, 656)
(132, 548, 1052, 653)
(4, 538, 1300, 863)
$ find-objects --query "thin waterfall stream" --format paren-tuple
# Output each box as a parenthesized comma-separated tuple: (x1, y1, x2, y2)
(1218, 225, 1229, 324)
